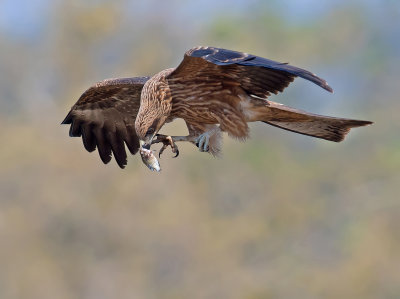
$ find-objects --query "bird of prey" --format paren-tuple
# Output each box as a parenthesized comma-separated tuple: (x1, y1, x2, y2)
(62, 46, 372, 171)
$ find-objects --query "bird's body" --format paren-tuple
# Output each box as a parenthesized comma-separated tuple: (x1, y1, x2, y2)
(62, 46, 372, 171)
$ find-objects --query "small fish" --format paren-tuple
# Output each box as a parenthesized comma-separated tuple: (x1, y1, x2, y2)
(140, 148, 161, 172)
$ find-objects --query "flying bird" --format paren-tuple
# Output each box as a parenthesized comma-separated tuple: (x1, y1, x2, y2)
(62, 46, 372, 171)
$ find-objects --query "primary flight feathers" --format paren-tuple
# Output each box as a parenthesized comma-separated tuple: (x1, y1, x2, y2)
(62, 46, 372, 170)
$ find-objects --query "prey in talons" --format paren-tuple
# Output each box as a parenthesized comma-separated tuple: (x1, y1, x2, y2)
(139, 134, 182, 172)
(152, 134, 180, 158)
(62, 46, 372, 172)
(139, 147, 161, 172)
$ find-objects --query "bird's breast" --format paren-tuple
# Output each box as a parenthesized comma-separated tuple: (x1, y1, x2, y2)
(171, 95, 238, 125)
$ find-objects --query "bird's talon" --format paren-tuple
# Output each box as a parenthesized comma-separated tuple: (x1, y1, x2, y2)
(157, 135, 179, 158)
(158, 144, 167, 158)
(195, 133, 211, 152)
(170, 143, 179, 158)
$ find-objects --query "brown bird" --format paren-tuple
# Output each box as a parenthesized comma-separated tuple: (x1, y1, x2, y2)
(62, 46, 372, 171)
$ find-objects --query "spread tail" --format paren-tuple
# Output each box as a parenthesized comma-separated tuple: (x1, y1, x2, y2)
(261, 101, 372, 142)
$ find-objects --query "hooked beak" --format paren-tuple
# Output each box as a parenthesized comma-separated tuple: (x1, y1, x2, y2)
(140, 140, 150, 150)
(139, 134, 155, 151)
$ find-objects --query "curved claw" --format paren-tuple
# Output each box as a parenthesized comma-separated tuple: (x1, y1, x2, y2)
(157, 135, 179, 159)
(173, 149, 179, 158)
(158, 144, 167, 159)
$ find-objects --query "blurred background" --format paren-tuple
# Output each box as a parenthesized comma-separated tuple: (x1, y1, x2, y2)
(0, 0, 399, 298)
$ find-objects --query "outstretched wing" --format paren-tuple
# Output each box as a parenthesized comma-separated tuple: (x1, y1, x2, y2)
(168, 46, 333, 99)
(61, 77, 149, 168)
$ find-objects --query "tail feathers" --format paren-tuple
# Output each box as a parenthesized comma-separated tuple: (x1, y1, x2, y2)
(262, 101, 372, 142)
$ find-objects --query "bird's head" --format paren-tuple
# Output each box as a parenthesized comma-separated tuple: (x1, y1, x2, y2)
(135, 91, 172, 150)
(135, 113, 165, 150)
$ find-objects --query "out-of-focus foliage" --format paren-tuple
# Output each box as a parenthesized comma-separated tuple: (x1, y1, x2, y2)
(0, 0, 399, 298)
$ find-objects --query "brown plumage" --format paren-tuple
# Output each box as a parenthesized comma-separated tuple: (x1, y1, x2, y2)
(62, 46, 372, 170)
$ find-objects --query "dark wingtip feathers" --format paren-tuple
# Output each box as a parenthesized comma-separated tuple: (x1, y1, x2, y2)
(188, 47, 335, 93)
(61, 77, 148, 169)
(265, 62, 335, 93)
(61, 111, 73, 125)
(322, 82, 334, 93)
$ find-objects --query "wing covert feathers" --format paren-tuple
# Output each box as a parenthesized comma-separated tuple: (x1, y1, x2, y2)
(61, 77, 149, 168)
(171, 46, 333, 94)
(62, 47, 372, 171)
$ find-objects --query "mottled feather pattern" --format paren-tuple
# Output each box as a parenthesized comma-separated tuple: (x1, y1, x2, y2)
(62, 77, 148, 168)
(183, 46, 332, 93)
(262, 100, 372, 142)
(62, 46, 372, 169)
(135, 69, 174, 140)
(169, 79, 249, 139)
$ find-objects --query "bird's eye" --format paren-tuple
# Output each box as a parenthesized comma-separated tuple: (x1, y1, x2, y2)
(146, 128, 155, 136)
